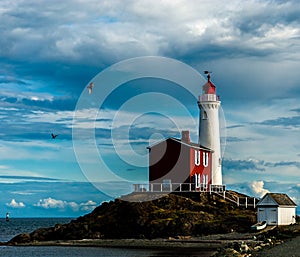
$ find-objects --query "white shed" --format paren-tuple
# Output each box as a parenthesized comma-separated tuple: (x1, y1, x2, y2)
(257, 193, 297, 226)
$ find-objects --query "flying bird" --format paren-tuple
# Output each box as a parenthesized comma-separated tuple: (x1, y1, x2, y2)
(87, 82, 94, 94)
(51, 133, 58, 139)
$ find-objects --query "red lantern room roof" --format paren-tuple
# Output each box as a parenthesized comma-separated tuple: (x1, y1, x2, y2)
(202, 72, 216, 95)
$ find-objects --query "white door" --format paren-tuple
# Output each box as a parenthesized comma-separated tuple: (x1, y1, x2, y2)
(266, 208, 278, 225)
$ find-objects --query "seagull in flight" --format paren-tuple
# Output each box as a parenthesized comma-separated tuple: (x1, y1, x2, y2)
(51, 133, 58, 139)
(87, 82, 94, 94)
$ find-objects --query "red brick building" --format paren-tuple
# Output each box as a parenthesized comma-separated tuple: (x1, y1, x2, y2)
(147, 131, 213, 192)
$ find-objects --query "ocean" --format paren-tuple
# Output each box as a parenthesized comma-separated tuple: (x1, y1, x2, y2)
(0, 218, 215, 257)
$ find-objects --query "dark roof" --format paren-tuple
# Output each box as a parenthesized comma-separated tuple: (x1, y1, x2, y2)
(171, 138, 212, 151)
(147, 137, 212, 151)
(263, 193, 297, 206)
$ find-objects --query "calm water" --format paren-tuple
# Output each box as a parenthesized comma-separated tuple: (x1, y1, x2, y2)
(0, 218, 214, 257)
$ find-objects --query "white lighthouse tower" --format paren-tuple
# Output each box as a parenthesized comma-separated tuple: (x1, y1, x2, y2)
(198, 71, 222, 185)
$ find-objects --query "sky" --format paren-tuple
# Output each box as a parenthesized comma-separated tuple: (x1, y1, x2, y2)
(0, 0, 300, 217)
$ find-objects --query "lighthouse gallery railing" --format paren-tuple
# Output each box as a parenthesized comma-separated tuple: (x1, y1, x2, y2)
(198, 94, 220, 102)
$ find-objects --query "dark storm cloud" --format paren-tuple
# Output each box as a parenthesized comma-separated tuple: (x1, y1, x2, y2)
(290, 108, 300, 114)
(1, 0, 299, 141)
(1, 0, 299, 101)
(235, 3, 300, 34)
(223, 158, 300, 173)
(0, 0, 299, 217)
(222, 158, 266, 172)
(0, 122, 72, 141)
(0, 104, 73, 141)
(165, 1, 300, 66)
(95, 128, 113, 139)
(226, 136, 255, 143)
(226, 125, 245, 129)
(264, 161, 300, 168)
(0, 1, 112, 93)
(256, 115, 300, 128)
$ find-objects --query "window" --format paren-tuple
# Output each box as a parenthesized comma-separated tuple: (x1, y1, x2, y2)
(195, 174, 200, 188)
(202, 111, 208, 120)
(194, 150, 200, 166)
(203, 152, 209, 167)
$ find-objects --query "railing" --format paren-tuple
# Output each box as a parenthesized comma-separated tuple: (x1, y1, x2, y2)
(236, 197, 257, 208)
(133, 183, 226, 193)
(213, 191, 258, 209)
(198, 94, 220, 102)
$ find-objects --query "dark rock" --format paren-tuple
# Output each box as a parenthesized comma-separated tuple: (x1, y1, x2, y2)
(8, 192, 257, 243)
(8, 233, 31, 244)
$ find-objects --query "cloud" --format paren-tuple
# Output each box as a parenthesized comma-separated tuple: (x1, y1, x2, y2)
(226, 125, 245, 129)
(0, 164, 57, 182)
(224, 159, 300, 171)
(256, 115, 300, 129)
(264, 161, 300, 169)
(222, 158, 265, 172)
(0, 76, 29, 86)
(0, 105, 75, 142)
(0, 175, 60, 181)
(0, 0, 299, 216)
(79, 200, 97, 211)
(34, 197, 98, 212)
(34, 197, 78, 210)
(250, 181, 270, 198)
(226, 136, 254, 143)
(290, 108, 300, 114)
(6, 199, 26, 208)
(2, 0, 299, 89)
(228, 181, 300, 214)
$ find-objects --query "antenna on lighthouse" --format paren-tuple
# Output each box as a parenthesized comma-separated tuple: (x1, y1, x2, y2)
(204, 70, 212, 81)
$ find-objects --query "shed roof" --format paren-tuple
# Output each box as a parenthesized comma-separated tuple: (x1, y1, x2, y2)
(258, 193, 297, 207)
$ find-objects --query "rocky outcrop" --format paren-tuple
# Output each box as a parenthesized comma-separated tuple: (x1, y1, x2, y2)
(8, 192, 256, 244)
(213, 224, 300, 257)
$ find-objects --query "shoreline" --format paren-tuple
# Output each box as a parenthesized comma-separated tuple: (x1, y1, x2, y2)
(4, 238, 227, 250)
(1, 236, 298, 257)
(3, 227, 300, 256)
(2, 232, 258, 251)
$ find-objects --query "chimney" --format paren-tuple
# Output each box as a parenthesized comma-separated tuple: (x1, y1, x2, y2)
(181, 130, 190, 144)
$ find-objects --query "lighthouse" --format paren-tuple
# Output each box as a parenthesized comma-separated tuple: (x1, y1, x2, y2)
(134, 70, 225, 194)
(198, 71, 222, 185)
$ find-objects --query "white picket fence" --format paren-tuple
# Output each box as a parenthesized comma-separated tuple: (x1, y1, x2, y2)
(133, 183, 226, 193)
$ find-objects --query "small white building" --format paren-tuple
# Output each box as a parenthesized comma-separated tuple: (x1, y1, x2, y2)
(257, 193, 297, 226)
